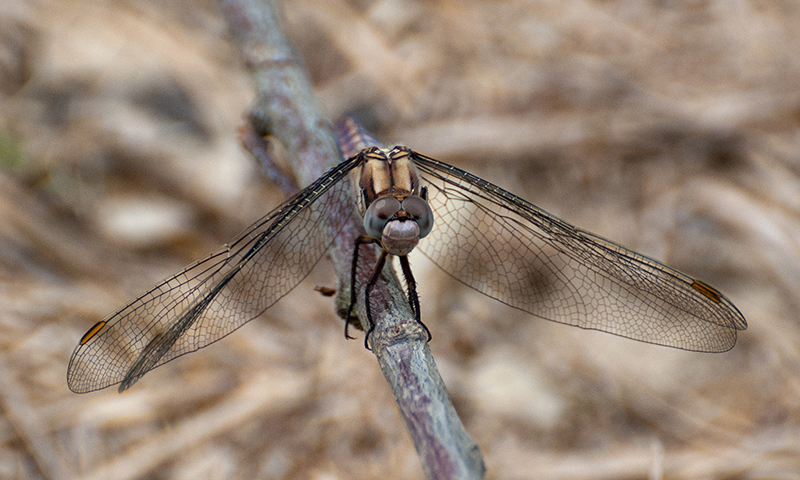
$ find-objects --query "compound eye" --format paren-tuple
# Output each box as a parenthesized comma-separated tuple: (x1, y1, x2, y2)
(363, 196, 401, 239)
(401, 196, 434, 238)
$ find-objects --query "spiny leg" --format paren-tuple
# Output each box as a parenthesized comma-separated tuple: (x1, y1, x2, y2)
(348, 240, 431, 348)
(345, 235, 377, 339)
(398, 255, 432, 342)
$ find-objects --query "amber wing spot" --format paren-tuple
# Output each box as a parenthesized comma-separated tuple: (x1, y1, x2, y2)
(691, 280, 722, 304)
(79, 320, 107, 345)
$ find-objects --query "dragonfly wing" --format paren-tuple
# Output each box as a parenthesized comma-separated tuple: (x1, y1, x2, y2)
(67, 157, 362, 393)
(413, 152, 746, 353)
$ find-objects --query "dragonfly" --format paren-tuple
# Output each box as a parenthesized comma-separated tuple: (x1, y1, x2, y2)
(67, 117, 747, 394)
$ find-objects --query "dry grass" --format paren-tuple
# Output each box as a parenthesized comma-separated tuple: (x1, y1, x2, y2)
(1, 0, 798, 478)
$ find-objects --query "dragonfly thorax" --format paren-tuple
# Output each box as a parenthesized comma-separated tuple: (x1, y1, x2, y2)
(356, 146, 421, 210)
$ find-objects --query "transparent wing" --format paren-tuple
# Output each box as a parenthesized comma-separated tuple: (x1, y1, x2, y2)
(67, 157, 362, 393)
(413, 152, 746, 352)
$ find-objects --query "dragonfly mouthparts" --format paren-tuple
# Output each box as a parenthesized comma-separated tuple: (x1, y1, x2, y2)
(381, 219, 421, 256)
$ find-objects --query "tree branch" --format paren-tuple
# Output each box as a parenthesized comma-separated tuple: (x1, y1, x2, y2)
(218, 0, 485, 478)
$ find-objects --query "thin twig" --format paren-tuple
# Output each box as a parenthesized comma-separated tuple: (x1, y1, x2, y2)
(239, 120, 299, 197)
(218, 0, 485, 478)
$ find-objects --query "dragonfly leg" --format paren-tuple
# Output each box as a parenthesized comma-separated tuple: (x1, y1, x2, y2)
(399, 255, 432, 342)
(346, 235, 377, 339)
(364, 250, 389, 350)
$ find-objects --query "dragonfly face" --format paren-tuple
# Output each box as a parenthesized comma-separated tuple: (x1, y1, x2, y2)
(67, 118, 747, 394)
(357, 147, 434, 256)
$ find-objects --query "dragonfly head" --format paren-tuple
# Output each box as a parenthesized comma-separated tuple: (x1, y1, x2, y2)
(364, 195, 433, 256)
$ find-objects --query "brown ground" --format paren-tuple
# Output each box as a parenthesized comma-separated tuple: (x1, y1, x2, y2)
(1, 0, 798, 478)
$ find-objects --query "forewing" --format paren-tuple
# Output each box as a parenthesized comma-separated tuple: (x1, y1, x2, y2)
(413, 153, 746, 352)
(67, 157, 361, 393)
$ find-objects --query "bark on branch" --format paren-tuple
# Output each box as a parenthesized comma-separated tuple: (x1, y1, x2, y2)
(218, 0, 485, 478)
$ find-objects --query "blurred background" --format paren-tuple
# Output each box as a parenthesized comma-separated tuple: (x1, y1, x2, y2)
(0, 0, 798, 478)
